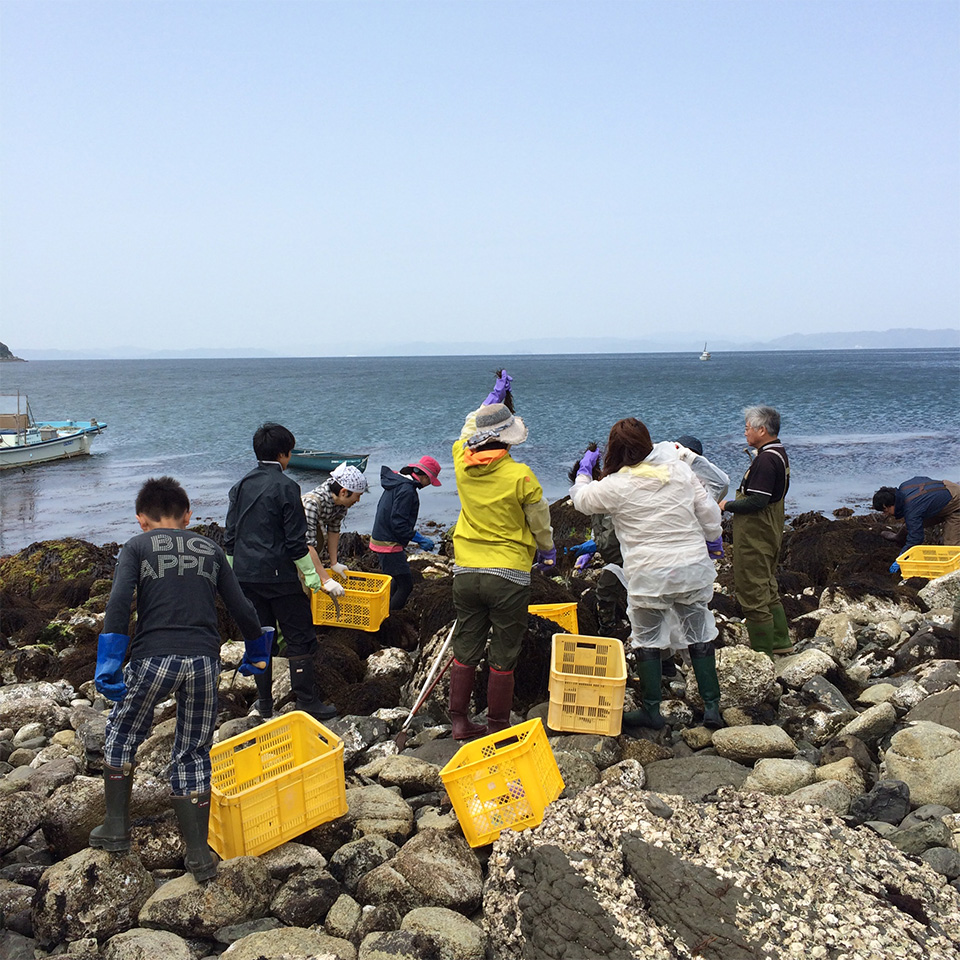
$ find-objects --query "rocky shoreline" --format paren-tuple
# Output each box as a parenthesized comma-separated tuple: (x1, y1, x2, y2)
(1, 503, 959, 959)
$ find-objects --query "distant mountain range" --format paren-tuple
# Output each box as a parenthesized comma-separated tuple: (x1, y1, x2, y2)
(8, 327, 959, 360)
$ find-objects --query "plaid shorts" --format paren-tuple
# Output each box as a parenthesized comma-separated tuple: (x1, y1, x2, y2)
(104, 655, 220, 796)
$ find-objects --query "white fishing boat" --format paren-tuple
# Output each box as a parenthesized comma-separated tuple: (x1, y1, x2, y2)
(699, 342, 711, 361)
(0, 393, 107, 469)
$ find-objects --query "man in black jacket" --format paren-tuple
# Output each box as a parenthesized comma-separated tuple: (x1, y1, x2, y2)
(225, 422, 343, 721)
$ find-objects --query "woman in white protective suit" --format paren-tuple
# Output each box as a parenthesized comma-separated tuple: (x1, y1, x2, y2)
(570, 417, 724, 730)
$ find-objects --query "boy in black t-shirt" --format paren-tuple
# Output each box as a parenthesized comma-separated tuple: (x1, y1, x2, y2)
(90, 477, 268, 882)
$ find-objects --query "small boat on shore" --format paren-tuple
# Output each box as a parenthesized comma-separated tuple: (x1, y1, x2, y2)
(699, 342, 711, 361)
(288, 449, 370, 473)
(0, 393, 107, 469)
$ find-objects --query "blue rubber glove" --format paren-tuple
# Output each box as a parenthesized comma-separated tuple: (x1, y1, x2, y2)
(95, 633, 130, 702)
(578, 449, 601, 478)
(483, 370, 513, 406)
(410, 531, 436, 551)
(889, 561, 900, 574)
(238, 627, 275, 676)
(533, 547, 557, 572)
(706, 537, 724, 558)
(567, 539, 596, 558)
(574, 552, 593, 572)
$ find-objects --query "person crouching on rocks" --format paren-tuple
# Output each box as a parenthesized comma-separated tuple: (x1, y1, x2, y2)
(448, 369, 556, 740)
(369, 455, 443, 611)
(90, 476, 270, 882)
(570, 419, 724, 730)
(303, 461, 369, 582)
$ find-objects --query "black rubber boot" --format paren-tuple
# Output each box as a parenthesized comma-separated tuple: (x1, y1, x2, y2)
(252, 661, 274, 719)
(595, 569, 623, 637)
(171, 792, 218, 882)
(89, 763, 134, 852)
(689, 642, 724, 729)
(448, 660, 487, 740)
(622, 649, 665, 729)
(485, 668, 515, 734)
(289, 654, 337, 721)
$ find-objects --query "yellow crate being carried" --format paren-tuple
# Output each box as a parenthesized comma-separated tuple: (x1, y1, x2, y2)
(547, 634, 627, 737)
(528, 602, 579, 634)
(439, 718, 564, 848)
(895, 545, 960, 580)
(209, 712, 347, 859)
(310, 569, 391, 631)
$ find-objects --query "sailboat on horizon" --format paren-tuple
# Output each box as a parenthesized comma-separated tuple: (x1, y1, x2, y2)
(699, 342, 711, 361)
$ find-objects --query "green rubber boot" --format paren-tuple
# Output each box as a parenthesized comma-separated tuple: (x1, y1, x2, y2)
(689, 642, 723, 729)
(745, 620, 775, 659)
(622, 650, 665, 730)
(770, 603, 795, 654)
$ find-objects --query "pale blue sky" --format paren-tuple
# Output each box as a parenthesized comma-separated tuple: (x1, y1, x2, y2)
(2, 0, 957, 356)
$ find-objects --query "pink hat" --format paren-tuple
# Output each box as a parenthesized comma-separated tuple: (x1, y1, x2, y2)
(407, 455, 442, 487)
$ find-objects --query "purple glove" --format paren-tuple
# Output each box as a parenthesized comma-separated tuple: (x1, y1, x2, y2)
(706, 537, 724, 558)
(574, 552, 594, 572)
(578, 449, 600, 478)
(533, 547, 557, 572)
(484, 370, 513, 405)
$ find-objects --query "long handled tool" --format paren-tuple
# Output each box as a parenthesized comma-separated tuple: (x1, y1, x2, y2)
(394, 620, 457, 751)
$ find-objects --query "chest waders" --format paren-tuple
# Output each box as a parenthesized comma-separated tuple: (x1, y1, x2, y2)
(732, 462, 790, 659)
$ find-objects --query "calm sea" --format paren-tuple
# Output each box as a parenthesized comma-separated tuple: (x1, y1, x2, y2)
(1, 350, 957, 555)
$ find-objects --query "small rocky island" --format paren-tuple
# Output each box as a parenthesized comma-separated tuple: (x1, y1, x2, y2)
(0, 341, 26, 362)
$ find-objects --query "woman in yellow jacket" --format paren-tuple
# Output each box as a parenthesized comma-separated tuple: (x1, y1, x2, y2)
(448, 371, 555, 740)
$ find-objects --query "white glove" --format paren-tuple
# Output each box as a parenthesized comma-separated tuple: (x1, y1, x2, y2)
(676, 446, 696, 463)
(322, 579, 345, 598)
(331, 562, 350, 576)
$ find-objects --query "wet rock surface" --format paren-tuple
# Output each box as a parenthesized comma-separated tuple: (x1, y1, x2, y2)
(0, 507, 958, 956)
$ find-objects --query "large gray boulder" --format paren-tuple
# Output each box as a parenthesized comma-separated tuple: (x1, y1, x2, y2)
(400, 906, 486, 960)
(102, 928, 195, 960)
(484, 781, 960, 958)
(221, 926, 356, 960)
(41, 773, 170, 858)
(343, 784, 415, 843)
(741, 758, 816, 796)
(883, 722, 960, 811)
(269, 866, 340, 926)
(32, 849, 154, 948)
(388, 829, 483, 914)
(643, 756, 750, 800)
(0, 790, 48, 854)
(712, 725, 796, 764)
(138, 856, 272, 938)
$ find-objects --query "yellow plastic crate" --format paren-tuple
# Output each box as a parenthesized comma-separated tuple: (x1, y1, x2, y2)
(311, 569, 391, 631)
(547, 634, 627, 736)
(896, 545, 960, 579)
(209, 712, 347, 859)
(528, 602, 579, 634)
(439, 718, 564, 848)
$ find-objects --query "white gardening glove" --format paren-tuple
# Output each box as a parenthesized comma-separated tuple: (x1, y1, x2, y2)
(676, 445, 696, 463)
(330, 562, 349, 576)
(322, 579, 345, 598)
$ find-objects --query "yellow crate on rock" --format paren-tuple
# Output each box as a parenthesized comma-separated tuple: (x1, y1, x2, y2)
(310, 569, 391, 631)
(209, 712, 347, 860)
(547, 634, 627, 737)
(439, 718, 564, 848)
(528, 602, 579, 634)
(895, 545, 960, 579)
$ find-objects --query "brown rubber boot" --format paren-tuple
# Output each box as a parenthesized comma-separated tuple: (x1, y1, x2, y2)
(484, 668, 515, 734)
(448, 660, 487, 740)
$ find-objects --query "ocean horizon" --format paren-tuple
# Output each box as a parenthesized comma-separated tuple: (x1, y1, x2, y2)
(1, 348, 957, 555)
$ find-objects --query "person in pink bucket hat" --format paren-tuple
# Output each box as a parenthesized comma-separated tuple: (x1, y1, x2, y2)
(369, 454, 442, 610)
